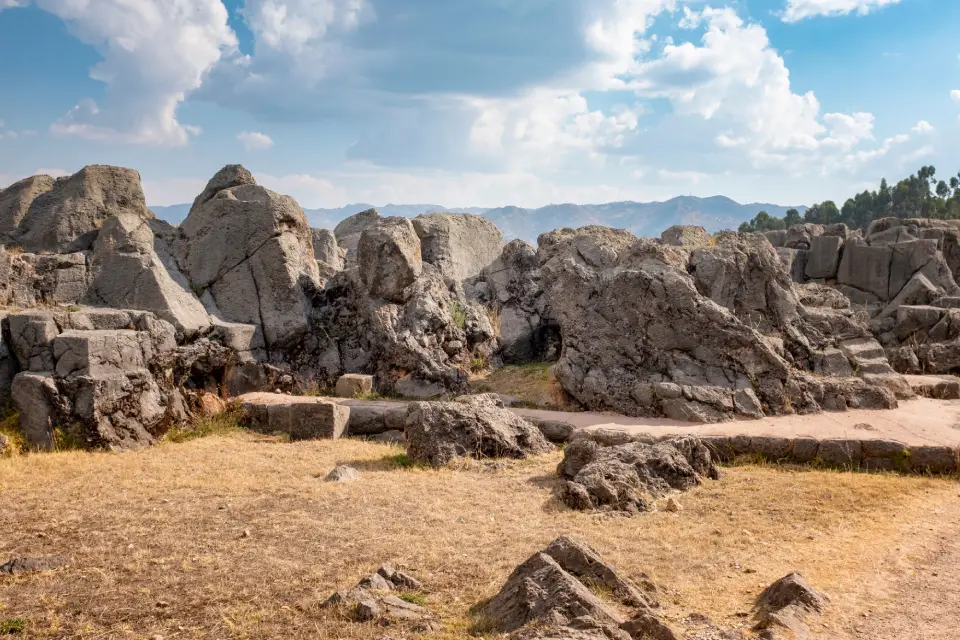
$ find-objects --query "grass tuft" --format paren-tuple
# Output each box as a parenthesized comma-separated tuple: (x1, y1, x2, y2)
(164, 408, 245, 444)
(450, 300, 467, 330)
(0, 618, 26, 634)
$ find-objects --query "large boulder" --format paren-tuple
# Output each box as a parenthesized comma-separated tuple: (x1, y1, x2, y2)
(0, 249, 90, 307)
(0, 175, 54, 237)
(469, 239, 557, 364)
(660, 225, 711, 247)
(88, 213, 210, 338)
(412, 212, 503, 281)
(6, 309, 186, 451)
(480, 536, 669, 639)
(404, 393, 553, 466)
(557, 436, 720, 513)
(356, 216, 423, 303)
(542, 227, 892, 420)
(6, 166, 149, 253)
(311, 227, 345, 278)
(176, 167, 320, 348)
(333, 208, 381, 264)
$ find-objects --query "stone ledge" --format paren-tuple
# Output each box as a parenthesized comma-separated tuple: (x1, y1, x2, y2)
(574, 429, 957, 474)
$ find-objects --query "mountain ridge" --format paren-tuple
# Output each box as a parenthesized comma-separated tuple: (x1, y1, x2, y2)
(149, 196, 806, 242)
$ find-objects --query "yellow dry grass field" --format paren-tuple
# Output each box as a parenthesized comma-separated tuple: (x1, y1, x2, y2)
(0, 433, 957, 639)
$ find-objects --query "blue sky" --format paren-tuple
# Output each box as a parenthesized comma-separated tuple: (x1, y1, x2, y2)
(1, 0, 958, 209)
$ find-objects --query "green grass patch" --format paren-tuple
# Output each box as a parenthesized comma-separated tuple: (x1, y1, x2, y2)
(353, 390, 384, 401)
(0, 618, 26, 634)
(398, 592, 428, 606)
(165, 408, 244, 444)
(450, 300, 467, 330)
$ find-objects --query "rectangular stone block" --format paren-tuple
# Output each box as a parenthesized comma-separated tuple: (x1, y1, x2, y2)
(244, 397, 349, 441)
(53, 330, 148, 380)
(837, 244, 893, 300)
(336, 373, 374, 398)
(804, 235, 843, 280)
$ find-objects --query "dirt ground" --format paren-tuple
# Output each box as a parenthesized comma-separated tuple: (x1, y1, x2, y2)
(0, 434, 957, 639)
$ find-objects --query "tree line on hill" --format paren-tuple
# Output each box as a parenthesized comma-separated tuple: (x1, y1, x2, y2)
(739, 166, 960, 233)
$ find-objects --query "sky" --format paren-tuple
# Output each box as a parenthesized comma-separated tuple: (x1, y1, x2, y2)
(0, 0, 958, 209)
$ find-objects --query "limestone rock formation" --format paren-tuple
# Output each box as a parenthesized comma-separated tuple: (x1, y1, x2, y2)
(661, 225, 711, 247)
(541, 226, 899, 420)
(5, 308, 185, 451)
(333, 208, 381, 264)
(0, 175, 55, 237)
(480, 535, 670, 639)
(356, 216, 423, 303)
(753, 573, 826, 639)
(412, 212, 503, 281)
(0, 248, 90, 308)
(5, 166, 149, 253)
(176, 167, 320, 348)
(557, 436, 720, 513)
(324, 565, 437, 631)
(310, 227, 345, 278)
(404, 393, 553, 466)
(88, 212, 210, 338)
(468, 238, 558, 364)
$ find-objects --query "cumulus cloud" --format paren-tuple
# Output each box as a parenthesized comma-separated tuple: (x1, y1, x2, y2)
(237, 130, 275, 150)
(952, 90, 960, 105)
(12, 0, 236, 146)
(782, 0, 902, 22)
(911, 120, 934, 133)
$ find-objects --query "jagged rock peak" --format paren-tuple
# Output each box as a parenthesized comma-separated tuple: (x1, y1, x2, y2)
(190, 164, 257, 214)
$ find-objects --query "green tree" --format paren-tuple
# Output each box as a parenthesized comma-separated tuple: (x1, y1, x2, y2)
(783, 208, 802, 227)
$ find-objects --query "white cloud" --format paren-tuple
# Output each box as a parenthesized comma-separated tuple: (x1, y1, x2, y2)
(243, 0, 371, 57)
(237, 130, 275, 150)
(629, 7, 873, 169)
(952, 90, 960, 104)
(657, 169, 708, 184)
(782, 0, 902, 22)
(20, 0, 236, 146)
(912, 120, 934, 134)
(0, 0, 24, 7)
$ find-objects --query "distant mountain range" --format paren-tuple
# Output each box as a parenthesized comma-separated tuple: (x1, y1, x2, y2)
(148, 196, 806, 243)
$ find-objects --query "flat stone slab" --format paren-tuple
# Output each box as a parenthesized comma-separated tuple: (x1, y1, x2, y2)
(312, 395, 960, 473)
(904, 374, 960, 400)
(237, 393, 349, 441)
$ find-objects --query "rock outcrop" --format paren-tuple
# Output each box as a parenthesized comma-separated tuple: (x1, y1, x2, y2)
(356, 216, 423, 303)
(541, 226, 900, 420)
(557, 436, 720, 513)
(753, 573, 826, 639)
(324, 565, 437, 632)
(88, 212, 210, 338)
(480, 536, 672, 639)
(5, 308, 185, 450)
(405, 393, 553, 466)
(413, 212, 504, 281)
(5, 166, 149, 253)
(311, 227, 345, 278)
(175, 170, 320, 348)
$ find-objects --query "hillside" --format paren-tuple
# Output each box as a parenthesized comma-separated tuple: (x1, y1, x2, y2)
(148, 197, 805, 241)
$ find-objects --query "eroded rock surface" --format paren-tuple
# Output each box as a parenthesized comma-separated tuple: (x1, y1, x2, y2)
(405, 393, 553, 466)
(557, 436, 720, 513)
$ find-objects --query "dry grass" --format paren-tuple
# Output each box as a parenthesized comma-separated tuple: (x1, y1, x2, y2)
(471, 362, 578, 410)
(0, 434, 956, 639)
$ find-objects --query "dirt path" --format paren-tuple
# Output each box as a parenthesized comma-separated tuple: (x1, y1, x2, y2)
(817, 490, 960, 639)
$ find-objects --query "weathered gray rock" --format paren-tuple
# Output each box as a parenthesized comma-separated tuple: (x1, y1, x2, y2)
(325, 464, 360, 482)
(325, 565, 436, 630)
(89, 212, 209, 337)
(311, 227, 345, 277)
(404, 393, 553, 466)
(804, 235, 842, 280)
(481, 535, 662, 639)
(8, 166, 149, 253)
(753, 573, 826, 639)
(335, 373, 373, 398)
(0, 250, 90, 307)
(776, 247, 807, 283)
(176, 167, 320, 348)
(357, 216, 423, 303)
(413, 212, 503, 281)
(0, 175, 54, 237)
(836, 243, 892, 300)
(189, 164, 255, 213)
(784, 224, 823, 250)
(333, 208, 381, 264)
(558, 436, 720, 513)
(241, 395, 349, 440)
(10, 372, 61, 450)
(660, 225, 711, 247)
